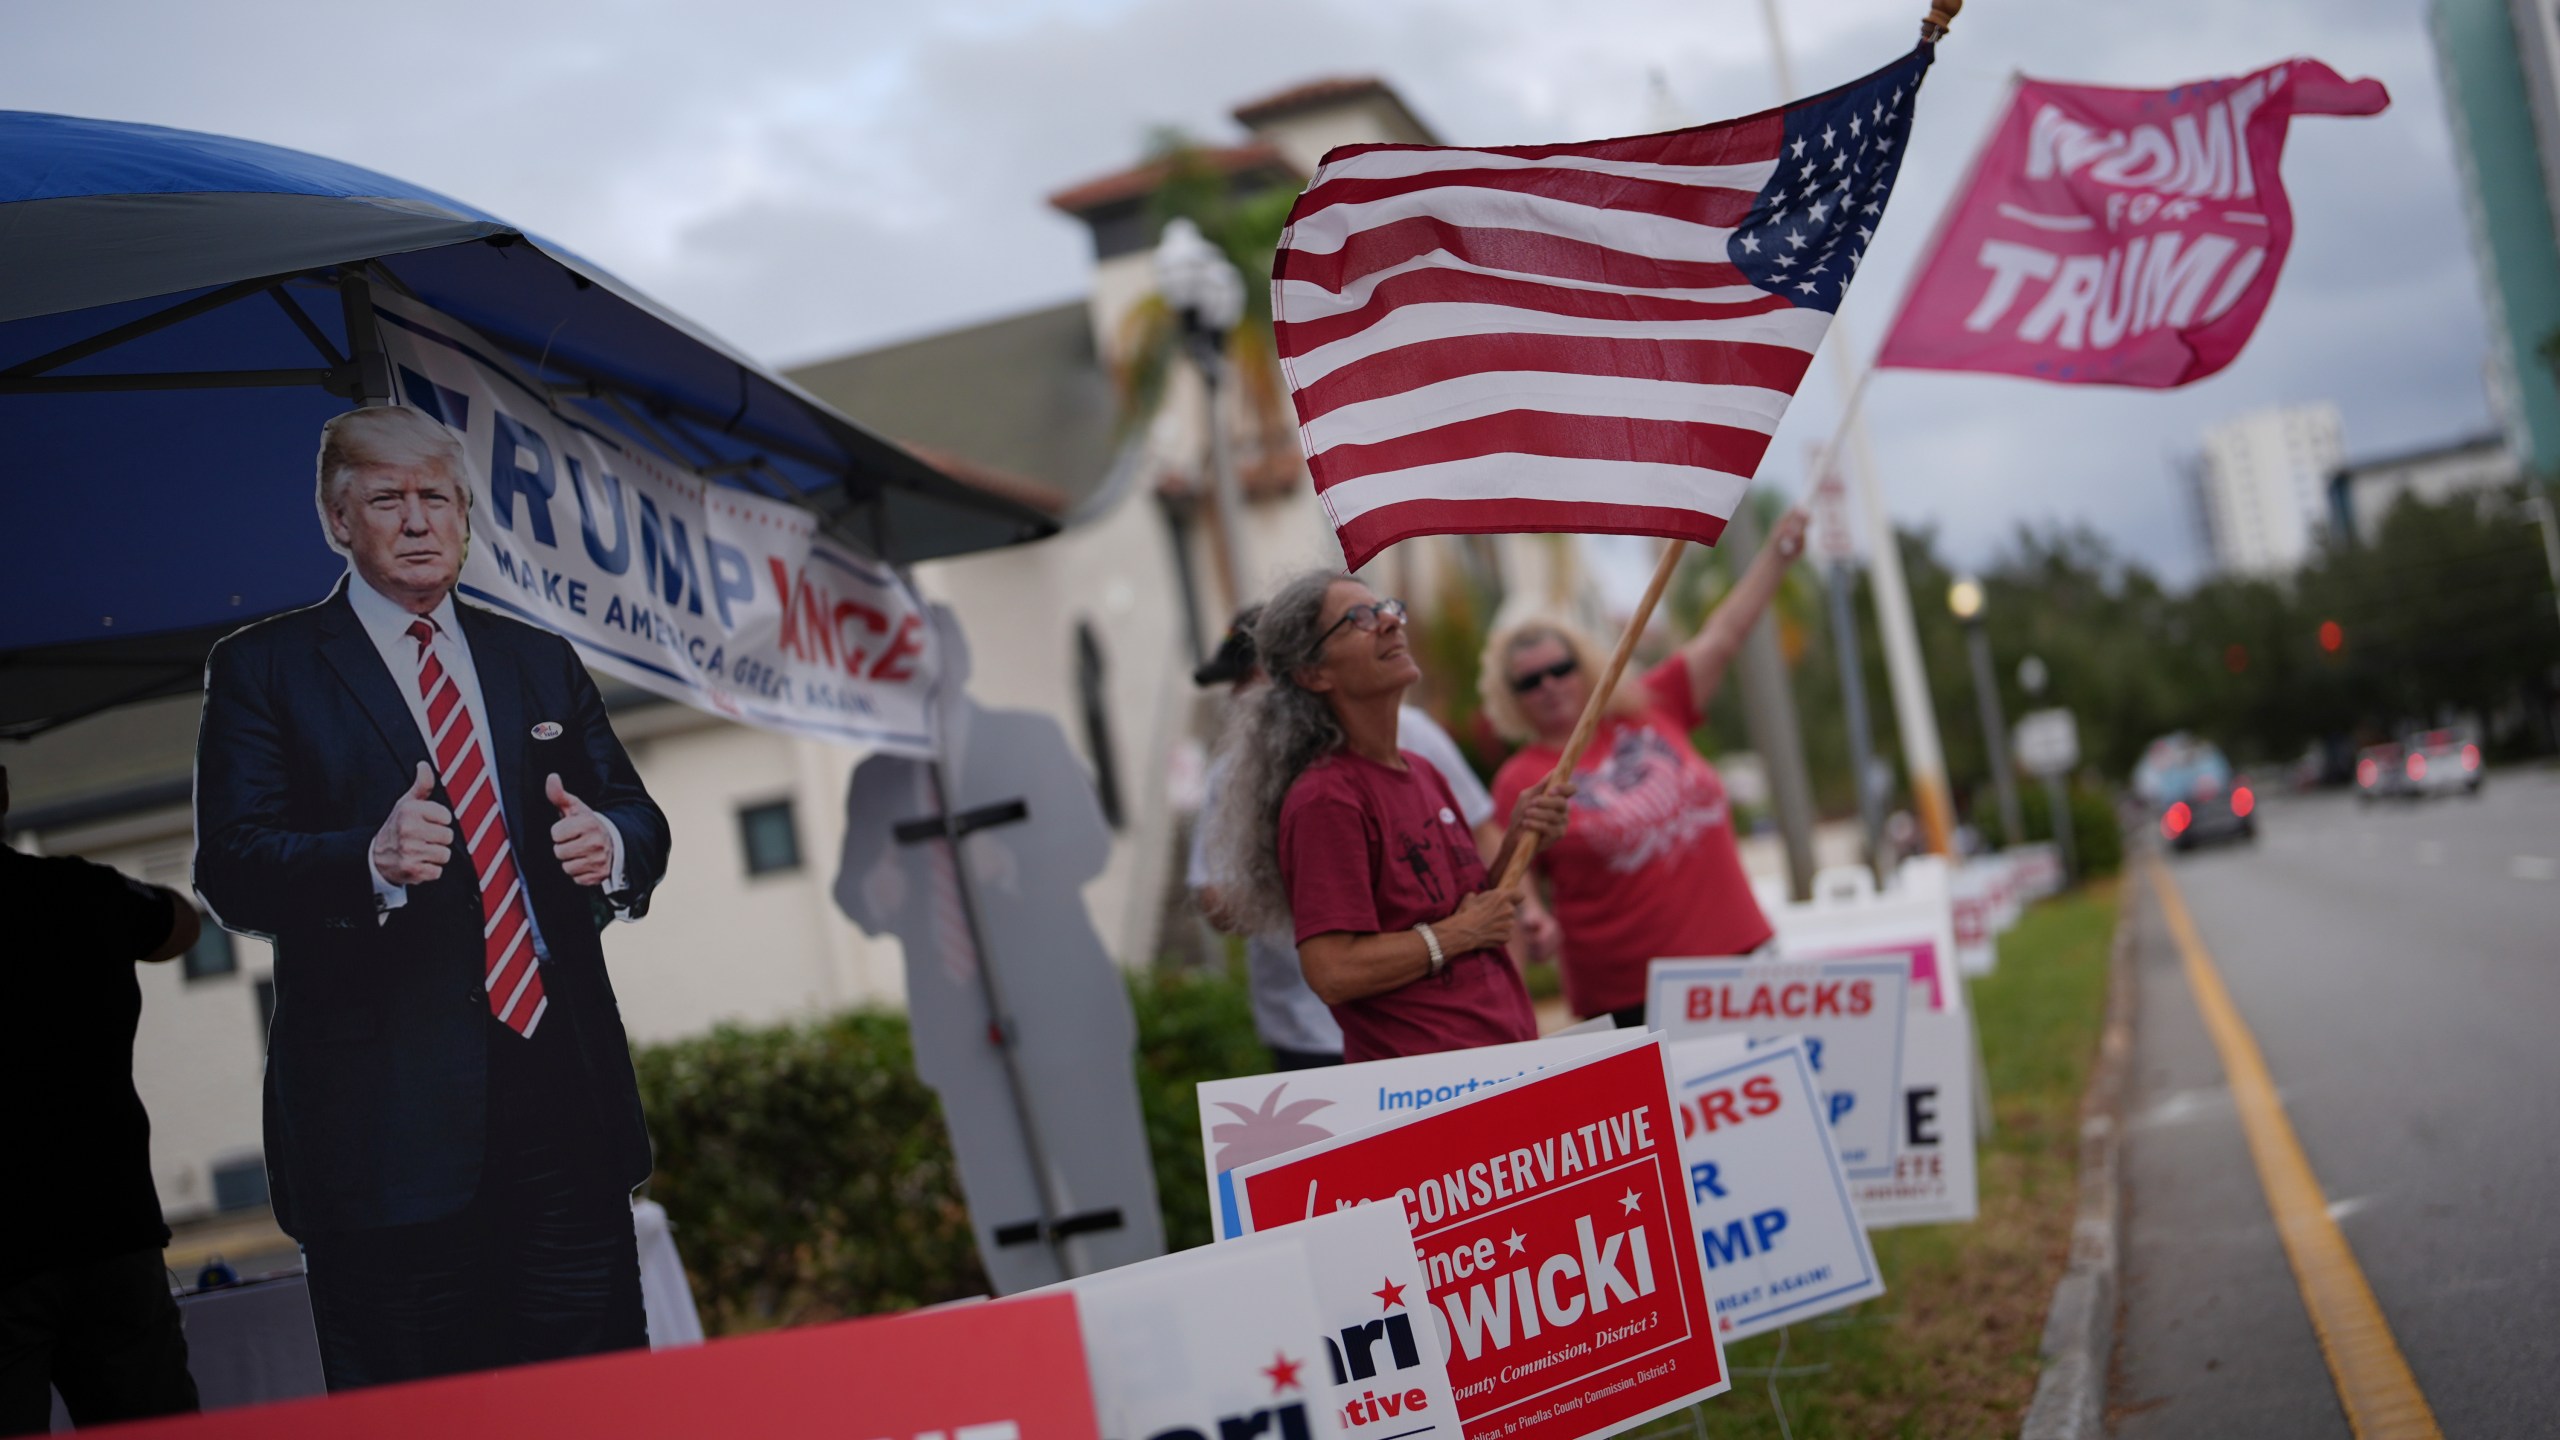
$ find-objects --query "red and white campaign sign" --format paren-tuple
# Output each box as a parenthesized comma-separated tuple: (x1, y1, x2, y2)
(1644, 957, 1911, 1181)
(1230, 1039, 1728, 1440)
(1199, 1031, 1644, 1240)
(102, 1291, 1096, 1440)
(1877, 59, 2388, 387)
(1665, 1036, 1884, 1341)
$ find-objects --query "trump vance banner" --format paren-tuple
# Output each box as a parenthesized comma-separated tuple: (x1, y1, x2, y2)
(371, 289, 937, 755)
(1231, 1039, 1728, 1440)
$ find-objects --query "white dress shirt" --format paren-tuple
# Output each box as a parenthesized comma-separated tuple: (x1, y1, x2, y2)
(346, 571, 626, 927)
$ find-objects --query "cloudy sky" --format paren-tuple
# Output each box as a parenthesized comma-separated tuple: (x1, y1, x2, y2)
(6, 0, 2496, 583)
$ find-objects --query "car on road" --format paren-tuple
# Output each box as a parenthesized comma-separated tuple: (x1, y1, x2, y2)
(2134, 734, 2257, 852)
(2354, 741, 2406, 801)
(2358, 729, 2483, 801)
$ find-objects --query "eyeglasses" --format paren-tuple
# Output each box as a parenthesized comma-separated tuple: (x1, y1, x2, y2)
(1308, 597, 1408, 658)
(1509, 656, 1580, 694)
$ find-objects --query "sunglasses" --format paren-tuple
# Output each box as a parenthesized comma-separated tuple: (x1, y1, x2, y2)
(1308, 597, 1409, 658)
(1510, 656, 1580, 694)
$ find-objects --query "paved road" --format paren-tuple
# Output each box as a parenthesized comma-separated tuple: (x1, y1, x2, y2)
(2111, 769, 2560, 1439)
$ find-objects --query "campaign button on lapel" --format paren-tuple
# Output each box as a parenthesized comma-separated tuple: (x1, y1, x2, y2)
(1438, 807, 1458, 824)
(530, 721, 564, 740)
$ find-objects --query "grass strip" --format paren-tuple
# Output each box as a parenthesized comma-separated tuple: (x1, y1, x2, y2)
(1646, 877, 2121, 1440)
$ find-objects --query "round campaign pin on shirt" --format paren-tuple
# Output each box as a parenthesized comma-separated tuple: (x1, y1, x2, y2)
(530, 721, 564, 740)
(1439, 807, 1457, 824)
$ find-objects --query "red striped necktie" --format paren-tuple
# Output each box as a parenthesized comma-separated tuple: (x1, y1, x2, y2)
(408, 619, 545, 1039)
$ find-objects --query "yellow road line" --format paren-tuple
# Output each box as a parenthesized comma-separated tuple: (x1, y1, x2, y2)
(2151, 860, 2443, 1440)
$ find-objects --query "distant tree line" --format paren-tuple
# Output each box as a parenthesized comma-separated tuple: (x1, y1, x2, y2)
(1411, 486, 2560, 824)
(1713, 486, 2560, 818)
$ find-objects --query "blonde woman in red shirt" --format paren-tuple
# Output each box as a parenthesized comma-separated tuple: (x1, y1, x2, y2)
(1483, 510, 1810, 1027)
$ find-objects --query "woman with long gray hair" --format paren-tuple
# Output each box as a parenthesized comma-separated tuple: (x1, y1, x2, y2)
(1204, 570, 1571, 1062)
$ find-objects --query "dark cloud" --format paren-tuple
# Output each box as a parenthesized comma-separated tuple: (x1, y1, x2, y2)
(2, 0, 2489, 582)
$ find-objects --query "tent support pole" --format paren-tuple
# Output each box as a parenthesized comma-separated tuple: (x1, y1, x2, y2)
(337, 271, 393, 404)
(2, 273, 305, 380)
(0, 370, 337, 394)
(268, 288, 346, 368)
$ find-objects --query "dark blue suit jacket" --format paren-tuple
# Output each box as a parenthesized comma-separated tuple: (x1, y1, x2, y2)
(194, 580, 669, 1236)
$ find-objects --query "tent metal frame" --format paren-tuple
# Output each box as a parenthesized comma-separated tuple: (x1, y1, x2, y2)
(0, 259, 915, 552)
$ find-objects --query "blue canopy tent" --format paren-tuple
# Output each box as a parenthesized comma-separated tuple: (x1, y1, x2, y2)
(0, 112, 1056, 739)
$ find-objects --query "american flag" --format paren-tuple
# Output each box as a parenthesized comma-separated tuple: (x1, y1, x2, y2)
(1273, 45, 1935, 570)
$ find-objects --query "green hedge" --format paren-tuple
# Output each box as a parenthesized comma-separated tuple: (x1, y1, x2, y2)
(632, 963, 1267, 1335)
(1970, 777, 2123, 877)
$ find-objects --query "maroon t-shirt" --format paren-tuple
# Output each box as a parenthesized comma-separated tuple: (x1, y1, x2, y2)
(1278, 749, 1539, 1063)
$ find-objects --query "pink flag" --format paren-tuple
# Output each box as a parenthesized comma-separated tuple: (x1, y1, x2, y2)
(1875, 59, 2387, 388)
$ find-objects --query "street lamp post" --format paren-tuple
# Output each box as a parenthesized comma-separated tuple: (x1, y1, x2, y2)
(1153, 217, 1250, 611)
(1948, 577, 2025, 849)
(2016, 654, 2076, 882)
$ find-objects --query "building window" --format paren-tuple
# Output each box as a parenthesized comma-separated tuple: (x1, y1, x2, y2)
(182, 914, 236, 981)
(1076, 620, 1126, 831)
(210, 1155, 270, 1213)
(737, 799, 802, 876)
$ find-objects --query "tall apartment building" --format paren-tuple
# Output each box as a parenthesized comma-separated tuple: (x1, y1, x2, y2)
(2433, 0, 2560, 476)
(2194, 403, 2347, 577)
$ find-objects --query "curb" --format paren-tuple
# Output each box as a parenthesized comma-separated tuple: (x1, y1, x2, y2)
(2019, 873, 2140, 1440)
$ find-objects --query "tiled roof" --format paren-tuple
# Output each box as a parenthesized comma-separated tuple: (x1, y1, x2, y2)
(1045, 141, 1296, 215)
(1233, 77, 1394, 126)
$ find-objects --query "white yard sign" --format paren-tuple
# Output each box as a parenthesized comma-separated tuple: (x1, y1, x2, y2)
(1066, 1236, 1345, 1440)
(1047, 1206, 1455, 1440)
(1647, 908, 1979, 1229)
(1664, 1035, 1884, 1340)
(1644, 958, 1911, 1180)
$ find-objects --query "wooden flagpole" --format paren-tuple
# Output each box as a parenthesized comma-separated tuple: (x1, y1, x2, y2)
(1490, 0, 1962, 895)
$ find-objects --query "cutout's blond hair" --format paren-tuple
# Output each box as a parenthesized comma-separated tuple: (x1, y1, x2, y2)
(313, 406, 471, 552)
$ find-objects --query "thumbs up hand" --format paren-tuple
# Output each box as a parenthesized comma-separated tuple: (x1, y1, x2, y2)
(547, 772, 614, 888)
(372, 760, 454, 885)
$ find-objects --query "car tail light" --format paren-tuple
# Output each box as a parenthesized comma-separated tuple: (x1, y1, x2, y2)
(2407, 753, 2426, 781)
(2232, 786, 2255, 818)
(2357, 758, 2378, 787)
(2163, 802, 2191, 838)
(2462, 744, 2480, 771)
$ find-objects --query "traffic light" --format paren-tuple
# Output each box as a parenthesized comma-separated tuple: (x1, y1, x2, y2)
(2317, 620, 2343, 654)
